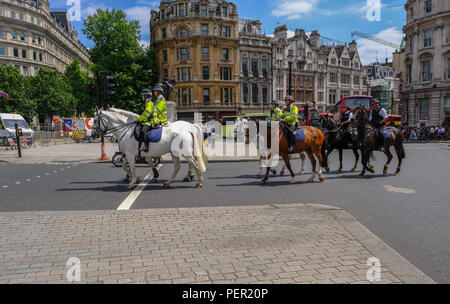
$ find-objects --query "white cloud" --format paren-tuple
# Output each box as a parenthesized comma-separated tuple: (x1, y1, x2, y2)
(125, 5, 157, 35)
(356, 27, 404, 65)
(272, 0, 319, 20)
(81, 2, 108, 18)
(139, 40, 150, 48)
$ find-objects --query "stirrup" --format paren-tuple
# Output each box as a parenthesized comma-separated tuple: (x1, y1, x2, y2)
(287, 146, 295, 153)
(142, 145, 149, 152)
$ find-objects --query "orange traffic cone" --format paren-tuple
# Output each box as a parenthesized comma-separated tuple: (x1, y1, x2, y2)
(100, 140, 108, 160)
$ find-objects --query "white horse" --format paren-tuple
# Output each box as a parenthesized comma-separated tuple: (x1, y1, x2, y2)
(234, 117, 305, 178)
(93, 109, 207, 189)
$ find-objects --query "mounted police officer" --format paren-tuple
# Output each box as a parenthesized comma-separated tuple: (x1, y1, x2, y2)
(137, 84, 168, 152)
(340, 106, 353, 139)
(266, 100, 283, 123)
(282, 95, 299, 153)
(369, 99, 388, 150)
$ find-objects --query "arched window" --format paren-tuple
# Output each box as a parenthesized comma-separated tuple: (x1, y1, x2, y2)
(177, 28, 189, 38)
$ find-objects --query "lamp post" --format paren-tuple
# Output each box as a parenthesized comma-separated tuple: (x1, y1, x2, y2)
(287, 50, 294, 97)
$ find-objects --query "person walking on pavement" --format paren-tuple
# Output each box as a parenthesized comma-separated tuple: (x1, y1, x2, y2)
(282, 95, 299, 153)
(266, 100, 283, 123)
(368, 99, 388, 150)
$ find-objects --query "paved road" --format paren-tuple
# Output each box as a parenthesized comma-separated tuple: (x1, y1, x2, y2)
(0, 143, 449, 283)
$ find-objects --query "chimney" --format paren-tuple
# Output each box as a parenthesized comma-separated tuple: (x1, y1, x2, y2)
(310, 30, 320, 48)
(349, 40, 357, 53)
(274, 24, 288, 39)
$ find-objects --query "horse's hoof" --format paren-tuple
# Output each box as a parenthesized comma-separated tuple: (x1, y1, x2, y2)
(394, 172, 400, 176)
(123, 178, 130, 182)
(256, 174, 261, 179)
(136, 177, 141, 183)
(298, 171, 304, 176)
(383, 169, 388, 175)
(358, 174, 364, 179)
(290, 179, 296, 184)
(259, 180, 267, 185)
(369, 168, 375, 174)
(151, 178, 158, 183)
(127, 184, 136, 190)
(336, 169, 342, 174)
(351, 168, 356, 172)
(190, 175, 195, 181)
(183, 177, 190, 182)
(270, 169, 277, 175)
(280, 171, 285, 176)
(319, 176, 325, 183)
(368, 164, 374, 169)
(163, 183, 171, 188)
(307, 178, 314, 183)
(195, 183, 202, 188)
(325, 167, 330, 172)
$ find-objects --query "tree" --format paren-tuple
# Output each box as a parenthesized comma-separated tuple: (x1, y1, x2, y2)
(83, 8, 158, 113)
(29, 67, 76, 122)
(64, 58, 94, 116)
(0, 66, 35, 120)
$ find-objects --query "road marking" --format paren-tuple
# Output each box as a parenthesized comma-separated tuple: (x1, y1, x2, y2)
(45, 173, 50, 175)
(15, 182, 21, 185)
(117, 164, 162, 211)
(2, 186, 8, 188)
(26, 179, 31, 182)
(36, 176, 41, 178)
(383, 184, 416, 194)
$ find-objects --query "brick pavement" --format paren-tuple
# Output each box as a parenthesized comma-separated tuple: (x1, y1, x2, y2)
(0, 204, 434, 284)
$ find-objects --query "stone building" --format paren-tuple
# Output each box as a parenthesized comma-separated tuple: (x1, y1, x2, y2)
(365, 60, 401, 114)
(0, 0, 90, 75)
(271, 26, 368, 113)
(150, 0, 240, 121)
(402, 0, 450, 127)
(238, 18, 272, 114)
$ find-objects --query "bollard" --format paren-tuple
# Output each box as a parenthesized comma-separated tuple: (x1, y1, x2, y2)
(15, 123, 22, 158)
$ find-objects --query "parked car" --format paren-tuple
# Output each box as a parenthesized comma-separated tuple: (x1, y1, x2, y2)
(0, 113, 35, 145)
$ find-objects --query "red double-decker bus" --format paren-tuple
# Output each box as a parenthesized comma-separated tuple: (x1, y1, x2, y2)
(333, 95, 373, 122)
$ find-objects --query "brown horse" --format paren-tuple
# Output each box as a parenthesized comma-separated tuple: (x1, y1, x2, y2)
(256, 122, 326, 184)
(353, 106, 406, 178)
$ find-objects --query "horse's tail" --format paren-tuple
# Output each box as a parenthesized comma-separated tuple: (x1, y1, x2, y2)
(321, 134, 328, 168)
(191, 125, 207, 173)
(396, 130, 406, 159)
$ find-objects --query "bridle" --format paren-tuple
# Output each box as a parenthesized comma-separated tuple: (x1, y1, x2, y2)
(94, 112, 137, 136)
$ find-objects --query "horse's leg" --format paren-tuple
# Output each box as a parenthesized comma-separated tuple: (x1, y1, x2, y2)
(260, 154, 272, 184)
(298, 152, 305, 176)
(312, 146, 325, 183)
(183, 163, 195, 182)
(163, 155, 181, 188)
(280, 158, 287, 176)
(122, 157, 130, 182)
(146, 156, 159, 183)
(351, 147, 359, 172)
(127, 157, 139, 190)
(394, 142, 405, 176)
(186, 156, 203, 188)
(359, 153, 368, 178)
(306, 150, 317, 183)
(336, 148, 343, 174)
(325, 147, 333, 172)
(280, 152, 296, 184)
(383, 144, 393, 175)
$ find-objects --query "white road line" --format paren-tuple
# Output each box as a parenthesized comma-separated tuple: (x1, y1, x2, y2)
(2, 186, 8, 188)
(45, 173, 50, 175)
(26, 179, 31, 182)
(15, 182, 21, 185)
(383, 184, 416, 194)
(117, 164, 162, 211)
(36, 176, 41, 178)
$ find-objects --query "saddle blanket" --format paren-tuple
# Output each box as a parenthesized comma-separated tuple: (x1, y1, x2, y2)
(283, 127, 306, 142)
(373, 128, 391, 140)
(134, 127, 163, 143)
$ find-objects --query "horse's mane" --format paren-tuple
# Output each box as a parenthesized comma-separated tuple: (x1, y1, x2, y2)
(108, 107, 140, 121)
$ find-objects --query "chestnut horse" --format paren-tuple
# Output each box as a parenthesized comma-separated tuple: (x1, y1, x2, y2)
(256, 122, 326, 184)
(353, 106, 406, 178)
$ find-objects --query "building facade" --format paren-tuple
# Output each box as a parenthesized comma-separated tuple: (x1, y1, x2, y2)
(0, 0, 89, 76)
(150, 0, 240, 121)
(402, 0, 450, 127)
(271, 26, 368, 113)
(365, 60, 401, 114)
(239, 18, 272, 114)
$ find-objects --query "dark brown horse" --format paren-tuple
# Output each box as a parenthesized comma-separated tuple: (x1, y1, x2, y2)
(256, 122, 326, 184)
(353, 106, 406, 178)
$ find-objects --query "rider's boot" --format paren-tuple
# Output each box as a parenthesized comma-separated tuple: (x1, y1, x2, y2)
(287, 134, 296, 153)
(142, 141, 149, 152)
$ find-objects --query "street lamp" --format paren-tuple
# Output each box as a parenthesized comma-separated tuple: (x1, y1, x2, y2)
(287, 49, 294, 96)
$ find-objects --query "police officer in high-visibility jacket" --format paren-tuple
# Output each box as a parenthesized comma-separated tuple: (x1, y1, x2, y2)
(266, 100, 283, 122)
(282, 95, 299, 153)
(152, 83, 169, 128)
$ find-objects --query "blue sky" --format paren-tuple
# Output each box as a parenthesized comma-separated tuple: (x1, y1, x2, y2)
(50, 0, 406, 64)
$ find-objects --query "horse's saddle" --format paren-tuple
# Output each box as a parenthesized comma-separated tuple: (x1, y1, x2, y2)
(373, 128, 391, 140)
(283, 127, 306, 142)
(134, 126, 163, 143)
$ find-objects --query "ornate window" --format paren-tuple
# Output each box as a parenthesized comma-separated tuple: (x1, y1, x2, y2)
(177, 28, 189, 38)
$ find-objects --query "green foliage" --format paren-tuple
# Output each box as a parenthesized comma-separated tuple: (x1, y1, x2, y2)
(0, 66, 35, 120)
(29, 67, 77, 119)
(83, 8, 158, 113)
(65, 58, 95, 116)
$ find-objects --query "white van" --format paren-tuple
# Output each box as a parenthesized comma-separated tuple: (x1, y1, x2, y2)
(0, 113, 35, 145)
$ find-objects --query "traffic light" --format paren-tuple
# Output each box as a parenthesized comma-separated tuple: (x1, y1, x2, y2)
(88, 83, 97, 98)
(104, 76, 116, 99)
